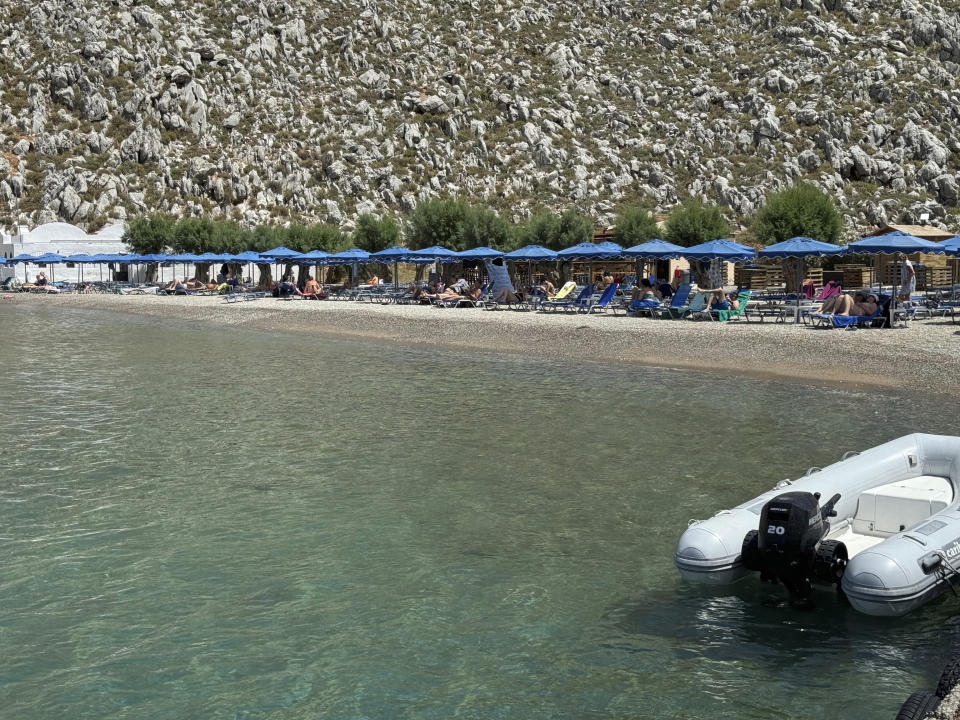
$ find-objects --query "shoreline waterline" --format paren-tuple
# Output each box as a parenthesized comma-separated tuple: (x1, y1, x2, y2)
(7, 292, 959, 396)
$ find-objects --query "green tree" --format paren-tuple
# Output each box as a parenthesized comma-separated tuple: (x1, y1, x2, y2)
(405, 198, 471, 250)
(520, 209, 594, 250)
(613, 207, 659, 247)
(663, 200, 730, 247)
(751, 182, 844, 245)
(353, 214, 402, 253)
(123, 214, 175, 254)
(463, 206, 513, 250)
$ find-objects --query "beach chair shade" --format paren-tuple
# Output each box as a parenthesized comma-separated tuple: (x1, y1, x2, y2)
(623, 239, 686, 259)
(758, 237, 845, 258)
(556, 242, 624, 260)
(504, 245, 558, 261)
(370, 246, 411, 262)
(407, 246, 459, 263)
(844, 231, 945, 255)
(681, 239, 755, 261)
(260, 246, 304, 260)
(456, 246, 503, 260)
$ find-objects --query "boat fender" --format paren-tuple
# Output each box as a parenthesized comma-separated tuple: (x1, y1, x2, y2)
(921, 553, 942, 574)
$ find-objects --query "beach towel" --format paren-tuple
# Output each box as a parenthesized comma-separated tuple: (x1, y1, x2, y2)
(484, 260, 515, 294)
(816, 281, 841, 300)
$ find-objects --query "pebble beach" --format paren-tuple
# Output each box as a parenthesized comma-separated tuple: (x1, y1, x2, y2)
(10, 292, 960, 397)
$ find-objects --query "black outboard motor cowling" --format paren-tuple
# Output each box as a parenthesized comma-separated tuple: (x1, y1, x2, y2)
(740, 491, 847, 601)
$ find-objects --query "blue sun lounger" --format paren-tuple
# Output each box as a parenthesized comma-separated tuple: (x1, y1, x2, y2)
(580, 282, 619, 313)
(810, 303, 883, 329)
(631, 283, 692, 319)
(540, 284, 594, 312)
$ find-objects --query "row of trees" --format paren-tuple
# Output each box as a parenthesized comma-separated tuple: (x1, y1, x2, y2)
(124, 182, 845, 258)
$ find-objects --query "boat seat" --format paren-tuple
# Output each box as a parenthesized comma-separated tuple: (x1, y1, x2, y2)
(852, 475, 954, 537)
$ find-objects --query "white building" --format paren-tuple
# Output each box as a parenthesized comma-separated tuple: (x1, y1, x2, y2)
(2, 222, 130, 282)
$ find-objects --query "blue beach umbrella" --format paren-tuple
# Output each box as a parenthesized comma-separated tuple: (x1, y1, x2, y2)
(504, 245, 559, 288)
(504, 245, 558, 262)
(938, 237, 960, 287)
(623, 239, 686, 283)
(844, 231, 945, 325)
(937, 236, 960, 256)
(682, 239, 755, 289)
(370, 246, 411, 288)
(370, 245, 411, 262)
(681, 238, 755, 261)
(407, 245, 459, 263)
(758, 238, 845, 321)
(260, 246, 303, 260)
(456, 246, 503, 260)
(556, 241, 624, 260)
(259, 246, 306, 284)
(407, 245, 459, 286)
(844, 230, 945, 256)
(623, 239, 686, 259)
(10, 253, 36, 282)
(327, 249, 371, 283)
(556, 241, 624, 286)
(298, 250, 331, 286)
(32, 253, 65, 282)
(66, 253, 97, 284)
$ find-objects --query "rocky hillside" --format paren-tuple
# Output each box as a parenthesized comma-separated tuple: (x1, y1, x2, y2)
(1, 0, 959, 237)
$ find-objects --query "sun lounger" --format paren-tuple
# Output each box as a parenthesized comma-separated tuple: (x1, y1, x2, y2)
(628, 283, 692, 319)
(540, 284, 593, 312)
(668, 291, 708, 319)
(711, 290, 751, 322)
(810, 303, 883, 329)
(580, 282, 619, 313)
(434, 284, 490, 308)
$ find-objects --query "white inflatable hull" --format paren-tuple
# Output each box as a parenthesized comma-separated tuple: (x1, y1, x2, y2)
(675, 434, 960, 617)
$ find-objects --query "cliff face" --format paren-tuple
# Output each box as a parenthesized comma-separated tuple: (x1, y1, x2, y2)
(1, 0, 959, 235)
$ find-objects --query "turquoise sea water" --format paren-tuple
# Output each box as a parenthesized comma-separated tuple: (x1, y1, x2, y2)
(2, 304, 959, 719)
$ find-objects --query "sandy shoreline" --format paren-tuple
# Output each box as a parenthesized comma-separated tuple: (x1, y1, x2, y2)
(8, 292, 960, 395)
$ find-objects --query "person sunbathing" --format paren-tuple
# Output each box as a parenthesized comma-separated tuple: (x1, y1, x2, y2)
(819, 292, 877, 316)
(631, 278, 660, 304)
(413, 281, 439, 301)
(701, 289, 739, 313)
(303, 275, 325, 299)
(540, 279, 556, 298)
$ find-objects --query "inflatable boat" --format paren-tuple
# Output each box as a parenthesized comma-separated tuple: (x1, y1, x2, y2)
(675, 434, 960, 617)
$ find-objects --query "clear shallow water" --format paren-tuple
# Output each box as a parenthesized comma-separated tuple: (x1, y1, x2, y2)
(2, 305, 959, 719)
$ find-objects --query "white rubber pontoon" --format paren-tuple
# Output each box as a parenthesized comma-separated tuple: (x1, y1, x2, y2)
(675, 434, 960, 617)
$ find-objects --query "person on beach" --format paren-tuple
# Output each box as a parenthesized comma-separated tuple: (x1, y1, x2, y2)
(540, 279, 556, 298)
(412, 281, 439, 302)
(492, 287, 523, 304)
(368, 275, 380, 286)
(701, 289, 739, 313)
(631, 278, 660, 304)
(819, 292, 877, 316)
(484, 257, 515, 298)
(448, 277, 470, 294)
(434, 283, 482, 302)
(899, 256, 916, 303)
(303, 275, 324, 299)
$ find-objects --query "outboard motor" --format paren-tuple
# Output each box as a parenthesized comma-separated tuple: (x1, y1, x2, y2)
(740, 491, 848, 601)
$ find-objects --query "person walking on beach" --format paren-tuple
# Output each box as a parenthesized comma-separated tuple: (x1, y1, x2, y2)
(899, 255, 916, 303)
